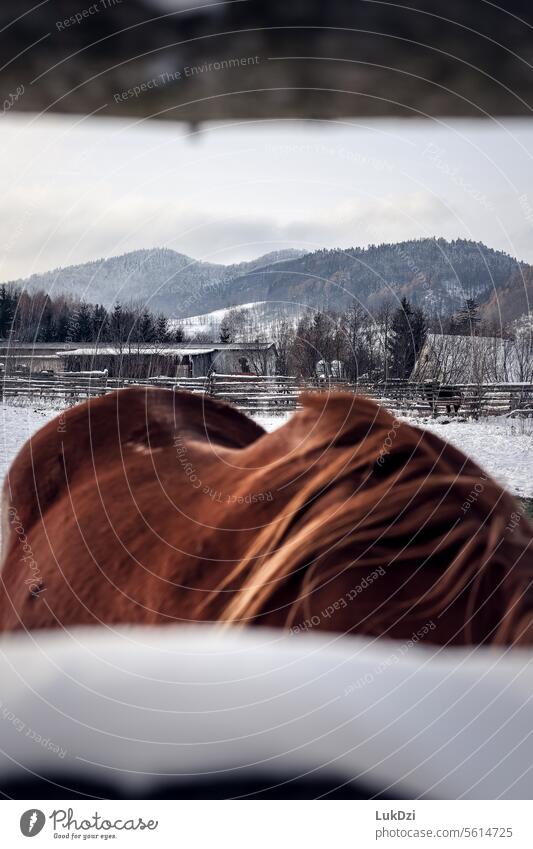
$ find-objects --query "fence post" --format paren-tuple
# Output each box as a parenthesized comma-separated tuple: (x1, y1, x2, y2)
(206, 371, 216, 397)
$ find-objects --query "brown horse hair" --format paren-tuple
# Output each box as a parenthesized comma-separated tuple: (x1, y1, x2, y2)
(200, 394, 533, 645)
(1, 389, 531, 645)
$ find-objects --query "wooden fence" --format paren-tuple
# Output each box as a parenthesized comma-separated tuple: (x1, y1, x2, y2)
(2, 370, 533, 418)
(348, 380, 533, 418)
(109, 374, 299, 414)
(0, 370, 109, 403)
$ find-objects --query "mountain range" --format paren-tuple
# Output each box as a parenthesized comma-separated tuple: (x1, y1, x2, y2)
(6, 239, 530, 324)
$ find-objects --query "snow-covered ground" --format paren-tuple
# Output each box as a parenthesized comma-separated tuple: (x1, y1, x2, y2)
(171, 300, 306, 338)
(253, 411, 533, 498)
(0, 404, 58, 484)
(0, 403, 531, 498)
(404, 415, 533, 498)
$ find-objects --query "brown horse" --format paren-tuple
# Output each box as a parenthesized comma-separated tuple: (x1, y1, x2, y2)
(0, 387, 532, 645)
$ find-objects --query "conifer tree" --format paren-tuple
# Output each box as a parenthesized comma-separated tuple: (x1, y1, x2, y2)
(140, 310, 156, 342)
(155, 314, 170, 343)
(387, 297, 426, 378)
(75, 302, 93, 342)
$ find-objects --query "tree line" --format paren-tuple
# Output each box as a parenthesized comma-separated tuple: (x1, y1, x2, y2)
(216, 296, 531, 382)
(0, 287, 185, 345)
(2, 285, 529, 383)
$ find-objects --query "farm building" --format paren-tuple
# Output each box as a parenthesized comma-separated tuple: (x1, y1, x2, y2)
(58, 342, 277, 379)
(0, 342, 79, 374)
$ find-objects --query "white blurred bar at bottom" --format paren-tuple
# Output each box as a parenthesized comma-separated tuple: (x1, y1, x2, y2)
(1, 800, 532, 848)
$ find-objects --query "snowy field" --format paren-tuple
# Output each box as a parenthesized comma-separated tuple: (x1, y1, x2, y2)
(403, 415, 533, 498)
(0, 404, 59, 484)
(0, 403, 531, 498)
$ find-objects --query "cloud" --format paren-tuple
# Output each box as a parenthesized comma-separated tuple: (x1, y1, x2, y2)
(1, 114, 532, 279)
(0, 181, 459, 280)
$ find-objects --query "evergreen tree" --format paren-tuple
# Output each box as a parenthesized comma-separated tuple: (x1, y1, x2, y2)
(121, 307, 137, 344)
(174, 324, 185, 343)
(92, 304, 109, 342)
(110, 303, 124, 342)
(139, 311, 156, 342)
(67, 305, 80, 343)
(55, 309, 70, 342)
(155, 314, 169, 343)
(411, 305, 427, 360)
(74, 302, 93, 342)
(387, 297, 426, 378)
(0, 285, 15, 339)
(309, 312, 335, 374)
(37, 295, 55, 342)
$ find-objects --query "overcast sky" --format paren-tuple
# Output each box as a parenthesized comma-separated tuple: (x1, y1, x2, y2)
(1, 114, 533, 281)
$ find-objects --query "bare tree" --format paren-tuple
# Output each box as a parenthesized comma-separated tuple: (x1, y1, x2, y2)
(375, 299, 394, 382)
(511, 315, 533, 383)
(272, 316, 295, 375)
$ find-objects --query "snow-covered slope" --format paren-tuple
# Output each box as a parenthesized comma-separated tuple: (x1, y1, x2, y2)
(175, 302, 267, 336)
(174, 300, 306, 338)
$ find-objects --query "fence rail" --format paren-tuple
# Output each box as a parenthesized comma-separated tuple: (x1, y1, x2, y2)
(348, 380, 533, 418)
(108, 373, 299, 413)
(0, 370, 109, 402)
(1, 370, 533, 418)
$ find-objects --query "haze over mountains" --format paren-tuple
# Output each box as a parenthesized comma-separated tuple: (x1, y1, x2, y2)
(6, 238, 530, 325)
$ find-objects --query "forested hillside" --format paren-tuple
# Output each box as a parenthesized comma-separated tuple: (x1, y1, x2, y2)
(5, 239, 527, 324)
(7, 248, 304, 315)
(202, 238, 524, 319)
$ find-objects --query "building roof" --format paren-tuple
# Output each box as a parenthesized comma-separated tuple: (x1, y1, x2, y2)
(0, 342, 80, 351)
(0, 354, 61, 360)
(59, 347, 216, 357)
(58, 342, 275, 357)
(0, 339, 274, 354)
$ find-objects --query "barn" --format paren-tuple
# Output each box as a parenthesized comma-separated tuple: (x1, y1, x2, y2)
(0, 342, 78, 374)
(58, 342, 277, 379)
